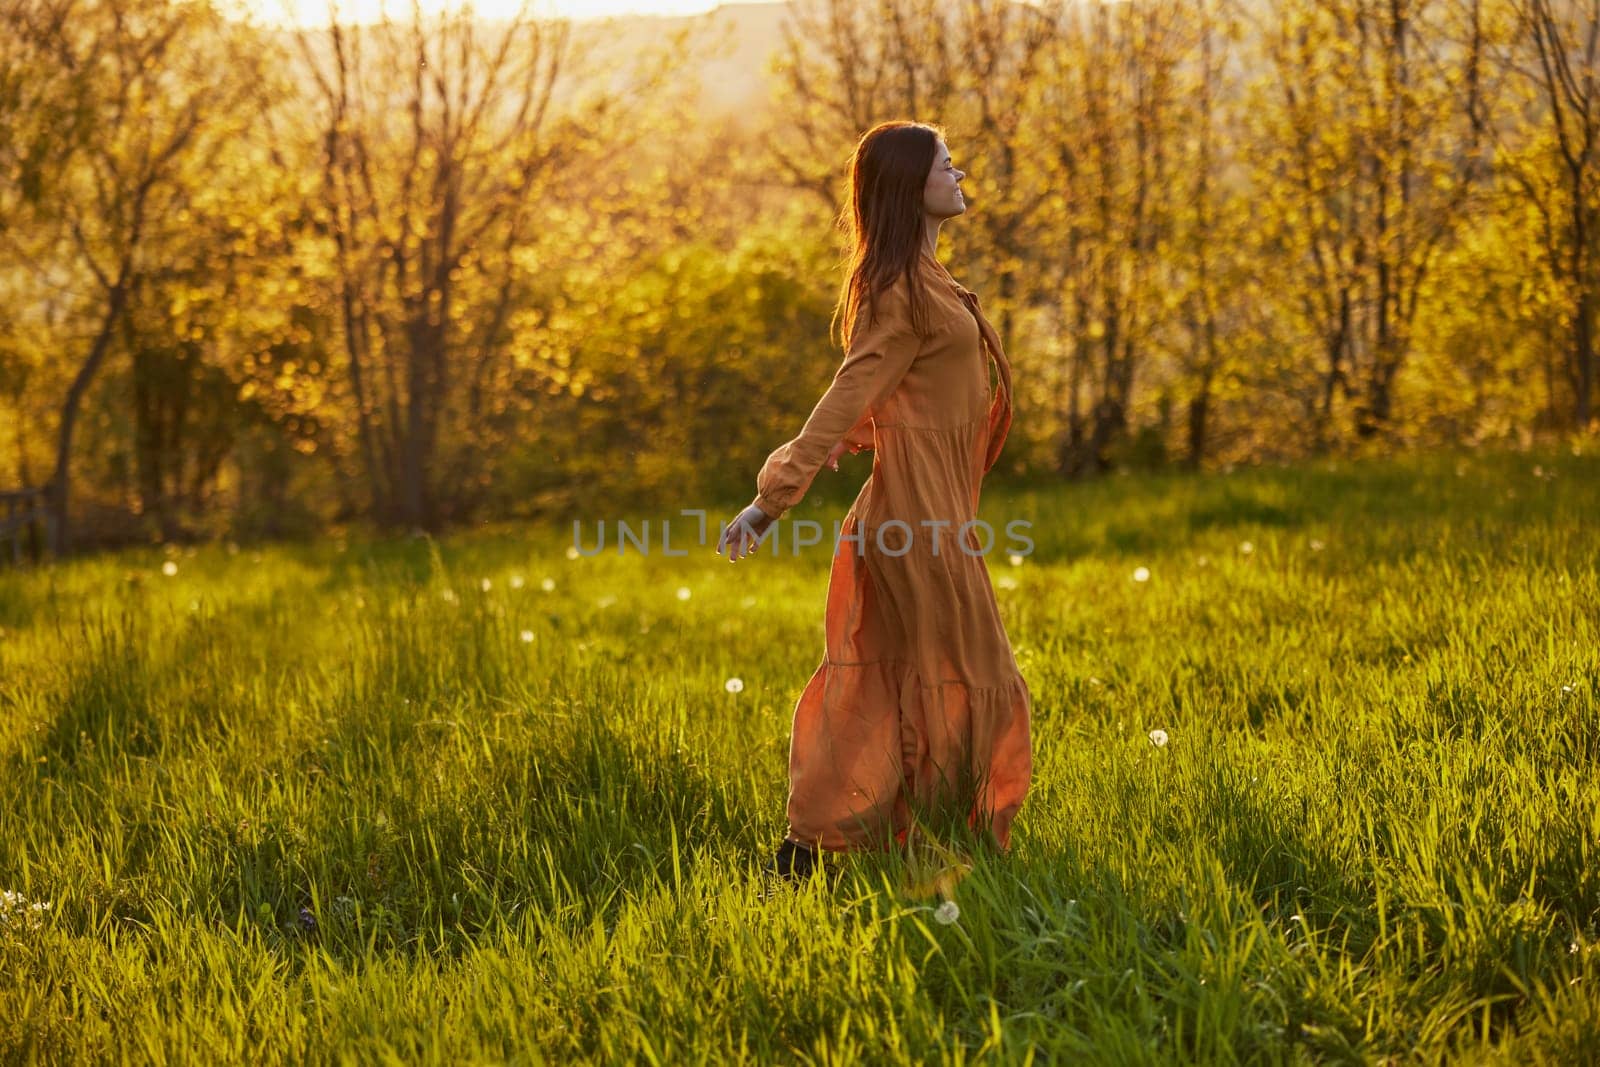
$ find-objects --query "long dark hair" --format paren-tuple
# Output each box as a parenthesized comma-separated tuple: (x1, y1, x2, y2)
(831, 121, 944, 351)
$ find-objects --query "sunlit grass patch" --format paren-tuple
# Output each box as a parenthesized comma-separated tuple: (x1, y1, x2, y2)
(1, 447, 1598, 1061)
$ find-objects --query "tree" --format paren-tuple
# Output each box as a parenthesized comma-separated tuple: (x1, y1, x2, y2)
(0, 0, 262, 554)
(1504, 0, 1600, 428)
(296, 1, 689, 530)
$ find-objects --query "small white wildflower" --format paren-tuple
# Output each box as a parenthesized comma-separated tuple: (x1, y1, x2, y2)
(480, 578, 492, 592)
(1132, 566, 1150, 583)
(676, 586, 692, 601)
(934, 900, 960, 925)
(997, 575, 1018, 590)
(510, 574, 526, 589)
(519, 630, 535, 644)
(1008, 553, 1024, 567)
(1309, 539, 1325, 552)
(1149, 728, 1169, 747)
(540, 577, 556, 592)
(566, 545, 581, 561)
(162, 560, 179, 577)
(1562, 685, 1575, 694)
(0, 889, 51, 929)
(1239, 541, 1255, 555)
(724, 677, 744, 694)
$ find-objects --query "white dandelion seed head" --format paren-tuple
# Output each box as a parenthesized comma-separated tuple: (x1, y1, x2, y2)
(162, 560, 179, 577)
(1149, 728, 1169, 747)
(934, 900, 961, 925)
(1008, 553, 1024, 567)
(1239, 541, 1255, 555)
(441, 589, 457, 603)
(480, 578, 492, 592)
(1310, 539, 1325, 552)
(676, 586, 692, 601)
(724, 677, 744, 694)
(1132, 566, 1150, 583)
(519, 630, 535, 644)
(997, 575, 1018, 590)
(566, 545, 580, 560)
(540, 577, 556, 592)
(510, 574, 525, 589)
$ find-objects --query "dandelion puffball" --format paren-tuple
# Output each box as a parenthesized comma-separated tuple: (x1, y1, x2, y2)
(566, 545, 580, 560)
(725, 677, 744, 694)
(541, 577, 556, 592)
(934, 900, 961, 925)
(1149, 728, 1169, 747)
(676, 586, 692, 601)
(1008, 553, 1024, 567)
(510, 575, 526, 589)
(1132, 566, 1150, 583)
(162, 561, 179, 576)
(519, 630, 535, 644)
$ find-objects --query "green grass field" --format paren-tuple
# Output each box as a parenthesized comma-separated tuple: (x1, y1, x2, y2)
(2, 448, 1597, 1064)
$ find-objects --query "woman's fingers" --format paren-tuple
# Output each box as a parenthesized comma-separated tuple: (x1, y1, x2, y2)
(715, 509, 771, 561)
(718, 516, 750, 560)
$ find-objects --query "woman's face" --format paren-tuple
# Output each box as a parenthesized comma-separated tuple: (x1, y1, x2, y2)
(923, 139, 966, 219)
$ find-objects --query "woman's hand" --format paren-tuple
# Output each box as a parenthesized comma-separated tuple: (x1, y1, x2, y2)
(825, 439, 849, 471)
(715, 503, 775, 562)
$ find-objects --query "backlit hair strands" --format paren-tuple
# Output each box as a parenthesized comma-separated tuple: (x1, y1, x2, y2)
(831, 121, 945, 352)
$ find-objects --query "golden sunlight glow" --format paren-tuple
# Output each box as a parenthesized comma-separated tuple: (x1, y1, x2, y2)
(244, 0, 777, 26)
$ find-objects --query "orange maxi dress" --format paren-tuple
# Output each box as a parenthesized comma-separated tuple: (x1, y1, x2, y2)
(748, 247, 1033, 853)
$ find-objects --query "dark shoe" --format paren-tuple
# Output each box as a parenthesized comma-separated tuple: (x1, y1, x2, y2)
(769, 838, 818, 882)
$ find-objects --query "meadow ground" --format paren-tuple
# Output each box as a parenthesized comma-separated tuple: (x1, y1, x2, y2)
(1, 447, 1597, 1064)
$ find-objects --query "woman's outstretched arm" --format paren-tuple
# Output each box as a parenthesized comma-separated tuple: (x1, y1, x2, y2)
(749, 284, 920, 522)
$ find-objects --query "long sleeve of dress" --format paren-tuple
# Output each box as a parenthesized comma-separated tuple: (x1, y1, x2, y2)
(750, 284, 921, 522)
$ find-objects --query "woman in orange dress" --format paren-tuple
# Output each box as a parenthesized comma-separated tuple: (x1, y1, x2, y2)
(715, 121, 1032, 881)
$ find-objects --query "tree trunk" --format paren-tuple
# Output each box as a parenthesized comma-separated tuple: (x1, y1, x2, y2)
(48, 274, 131, 556)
